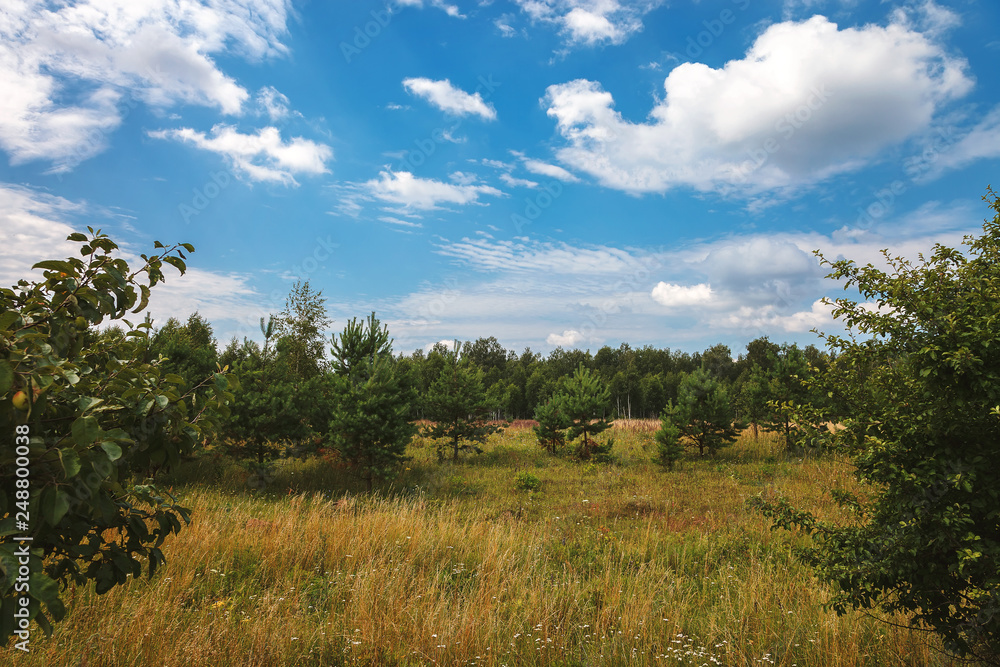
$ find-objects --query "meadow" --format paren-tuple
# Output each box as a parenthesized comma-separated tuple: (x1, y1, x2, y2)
(4, 422, 952, 666)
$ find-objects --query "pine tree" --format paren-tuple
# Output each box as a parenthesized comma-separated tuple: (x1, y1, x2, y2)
(666, 368, 739, 456)
(327, 313, 414, 490)
(652, 410, 683, 470)
(222, 317, 311, 465)
(558, 364, 612, 460)
(737, 364, 771, 439)
(422, 341, 504, 461)
(533, 396, 570, 453)
(329, 311, 391, 379)
(328, 356, 414, 491)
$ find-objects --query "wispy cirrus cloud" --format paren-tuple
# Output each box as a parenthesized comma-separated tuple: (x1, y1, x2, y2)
(363, 170, 503, 210)
(395, 0, 464, 18)
(402, 78, 497, 120)
(435, 237, 642, 274)
(373, 201, 984, 352)
(522, 158, 581, 182)
(148, 125, 332, 185)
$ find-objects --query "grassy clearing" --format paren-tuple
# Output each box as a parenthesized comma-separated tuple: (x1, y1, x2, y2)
(5, 424, 952, 666)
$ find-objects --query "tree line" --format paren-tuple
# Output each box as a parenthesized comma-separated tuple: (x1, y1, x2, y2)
(130, 281, 835, 466)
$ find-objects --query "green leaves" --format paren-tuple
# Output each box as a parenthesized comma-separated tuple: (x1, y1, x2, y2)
(32, 260, 76, 274)
(0, 229, 231, 645)
(0, 311, 19, 331)
(751, 186, 1000, 659)
(71, 415, 100, 446)
(57, 449, 81, 479)
(40, 487, 71, 526)
(100, 441, 123, 462)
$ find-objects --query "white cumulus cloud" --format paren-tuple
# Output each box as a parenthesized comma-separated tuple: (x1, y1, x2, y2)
(542, 13, 972, 195)
(547, 329, 584, 346)
(0, 0, 292, 171)
(650, 282, 713, 307)
(515, 0, 663, 47)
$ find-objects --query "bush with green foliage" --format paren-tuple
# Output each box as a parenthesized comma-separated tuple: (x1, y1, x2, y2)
(752, 188, 1000, 662)
(0, 230, 233, 644)
(514, 471, 541, 491)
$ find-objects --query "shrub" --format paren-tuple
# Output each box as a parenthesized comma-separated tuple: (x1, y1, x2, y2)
(514, 472, 542, 492)
(752, 188, 1000, 661)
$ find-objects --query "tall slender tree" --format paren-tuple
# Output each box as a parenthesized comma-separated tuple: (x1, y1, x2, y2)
(275, 280, 331, 380)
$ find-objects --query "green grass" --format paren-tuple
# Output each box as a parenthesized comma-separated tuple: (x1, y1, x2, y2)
(3, 424, 955, 666)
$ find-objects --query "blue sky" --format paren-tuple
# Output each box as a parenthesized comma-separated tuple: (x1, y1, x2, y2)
(1, 0, 998, 357)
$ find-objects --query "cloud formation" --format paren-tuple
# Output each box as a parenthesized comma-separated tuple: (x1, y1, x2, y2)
(0, 182, 263, 333)
(522, 159, 581, 182)
(364, 170, 503, 210)
(547, 330, 584, 346)
(0, 0, 292, 171)
(403, 78, 497, 120)
(543, 14, 971, 194)
(515, 0, 663, 47)
(149, 125, 332, 185)
(395, 0, 464, 18)
(650, 282, 713, 307)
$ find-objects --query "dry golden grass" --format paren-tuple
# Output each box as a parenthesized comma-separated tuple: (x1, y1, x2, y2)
(4, 425, 954, 666)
